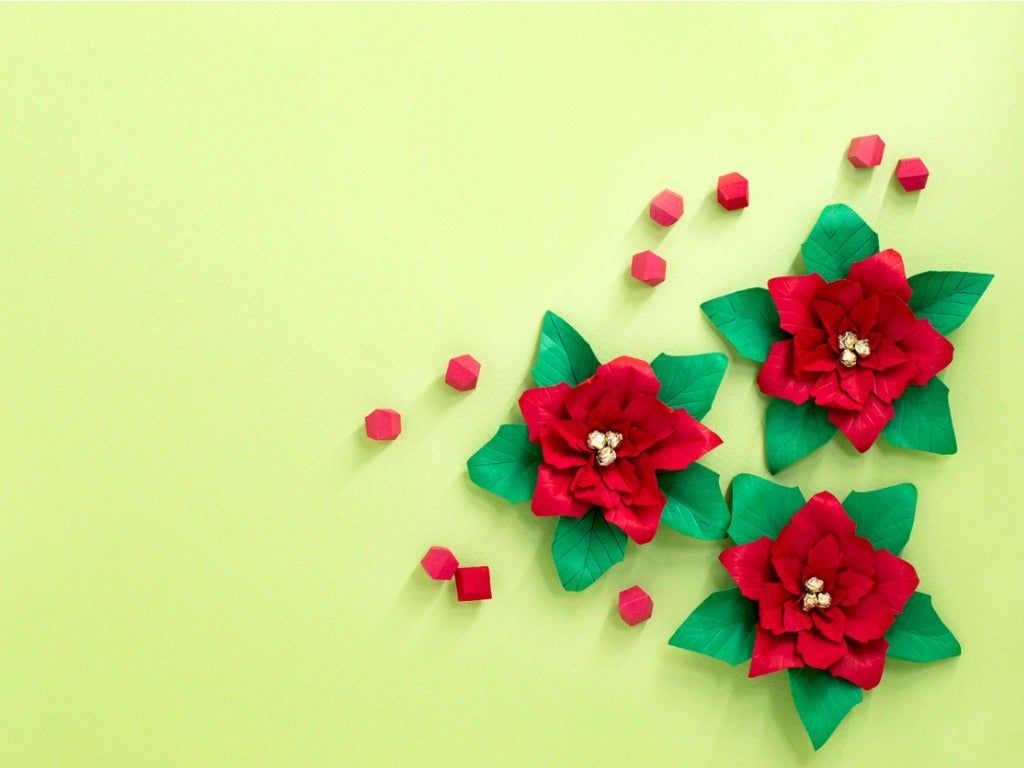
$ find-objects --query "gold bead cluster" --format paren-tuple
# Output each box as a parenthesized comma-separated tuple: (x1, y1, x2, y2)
(587, 430, 623, 467)
(838, 331, 871, 368)
(801, 576, 832, 611)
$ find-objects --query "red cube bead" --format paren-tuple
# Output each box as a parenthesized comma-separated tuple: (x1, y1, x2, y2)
(454, 566, 491, 601)
(649, 188, 683, 226)
(895, 157, 929, 191)
(631, 250, 666, 286)
(444, 354, 481, 391)
(847, 134, 886, 168)
(421, 546, 459, 580)
(364, 408, 401, 440)
(618, 585, 653, 626)
(716, 172, 749, 211)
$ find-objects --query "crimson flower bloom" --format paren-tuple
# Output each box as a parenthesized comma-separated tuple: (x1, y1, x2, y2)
(519, 356, 721, 544)
(720, 491, 918, 689)
(757, 249, 953, 451)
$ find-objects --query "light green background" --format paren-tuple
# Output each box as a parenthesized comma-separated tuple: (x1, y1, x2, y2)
(2, 3, 1022, 766)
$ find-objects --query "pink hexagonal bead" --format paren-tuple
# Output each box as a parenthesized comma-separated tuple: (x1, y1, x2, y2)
(895, 157, 929, 191)
(364, 408, 401, 440)
(847, 134, 886, 168)
(649, 188, 683, 226)
(631, 250, 666, 286)
(716, 172, 749, 211)
(444, 354, 481, 391)
(619, 585, 653, 626)
(420, 546, 459, 580)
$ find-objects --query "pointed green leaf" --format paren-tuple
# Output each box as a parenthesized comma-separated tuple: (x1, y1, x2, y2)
(883, 378, 957, 455)
(700, 288, 785, 363)
(765, 399, 837, 473)
(467, 425, 540, 504)
(729, 473, 805, 544)
(668, 588, 756, 665)
(650, 352, 728, 421)
(842, 484, 917, 555)
(788, 667, 863, 750)
(908, 271, 994, 334)
(886, 592, 962, 662)
(551, 509, 626, 591)
(658, 463, 730, 540)
(801, 203, 880, 281)
(531, 310, 600, 387)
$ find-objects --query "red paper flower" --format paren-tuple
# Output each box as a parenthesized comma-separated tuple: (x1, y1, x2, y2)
(519, 356, 721, 544)
(720, 491, 919, 689)
(756, 249, 953, 451)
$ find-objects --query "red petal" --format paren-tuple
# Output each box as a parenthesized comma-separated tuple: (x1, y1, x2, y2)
(841, 535, 877, 578)
(603, 499, 663, 544)
(757, 341, 816, 405)
(901, 319, 954, 386)
(875, 292, 918, 340)
(816, 279, 864, 312)
(834, 569, 875, 605)
(842, 593, 896, 642)
(813, 300, 848, 338)
(782, 597, 814, 633)
(539, 420, 590, 469)
(872, 550, 919, 612)
(749, 627, 803, 678)
(758, 582, 791, 634)
(643, 409, 722, 471)
(839, 366, 874, 406)
(813, 607, 846, 642)
(531, 465, 590, 518)
(784, 492, 856, 542)
(830, 637, 889, 690)
(793, 330, 837, 374)
(847, 249, 911, 301)
(859, 337, 909, 372)
(828, 395, 895, 452)
(768, 274, 827, 334)
(797, 628, 848, 668)
(771, 556, 806, 594)
(519, 384, 571, 440)
(849, 293, 880, 337)
(720, 538, 774, 599)
(596, 356, 662, 400)
(811, 370, 861, 411)
(804, 534, 843, 583)
(619, 395, 674, 454)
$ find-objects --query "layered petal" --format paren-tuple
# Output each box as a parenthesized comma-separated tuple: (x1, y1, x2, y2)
(847, 249, 911, 301)
(768, 274, 827, 334)
(519, 384, 570, 440)
(828, 394, 895, 452)
(872, 550, 920, 612)
(749, 627, 803, 677)
(595, 356, 661, 402)
(757, 340, 816, 405)
(643, 410, 722, 471)
(797, 629, 848, 669)
(531, 465, 590, 518)
(842, 593, 897, 642)
(603, 497, 663, 544)
(829, 637, 889, 690)
(901, 319, 954, 386)
(720, 538, 774, 599)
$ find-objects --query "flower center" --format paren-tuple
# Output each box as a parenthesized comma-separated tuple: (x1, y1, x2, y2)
(837, 331, 871, 368)
(801, 576, 832, 612)
(587, 430, 623, 467)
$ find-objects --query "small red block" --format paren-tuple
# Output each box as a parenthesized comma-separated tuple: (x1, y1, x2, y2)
(618, 585, 653, 626)
(444, 354, 481, 391)
(716, 172, 749, 211)
(454, 566, 491, 601)
(631, 250, 666, 286)
(364, 408, 401, 440)
(421, 546, 459, 580)
(649, 188, 684, 226)
(847, 134, 886, 168)
(895, 157, 929, 191)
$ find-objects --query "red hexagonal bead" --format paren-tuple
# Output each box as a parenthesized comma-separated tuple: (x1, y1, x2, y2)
(649, 188, 683, 226)
(618, 585, 653, 626)
(445, 354, 481, 391)
(420, 546, 459, 580)
(847, 134, 886, 168)
(364, 408, 401, 440)
(716, 172, 749, 211)
(631, 250, 666, 286)
(454, 566, 491, 601)
(895, 157, 929, 191)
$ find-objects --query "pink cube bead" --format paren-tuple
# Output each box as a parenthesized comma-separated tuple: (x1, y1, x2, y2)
(618, 585, 653, 626)
(847, 134, 886, 168)
(716, 172, 749, 211)
(895, 157, 929, 191)
(444, 354, 481, 391)
(421, 546, 459, 580)
(454, 566, 491, 601)
(649, 188, 684, 226)
(631, 250, 666, 286)
(364, 408, 401, 441)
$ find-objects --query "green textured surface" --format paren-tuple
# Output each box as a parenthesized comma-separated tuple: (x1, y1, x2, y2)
(908, 270, 994, 335)
(728, 473, 806, 545)
(801, 203, 880, 280)
(765, 398, 839, 473)
(467, 424, 541, 505)
(788, 667, 864, 750)
(650, 352, 728, 421)
(551, 509, 627, 592)
(886, 592, 962, 663)
(883, 378, 958, 455)
(668, 588, 757, 666)
(843, 483, 917, 554)
(531, 310, 600, 387)
(657, 463, 730, 540)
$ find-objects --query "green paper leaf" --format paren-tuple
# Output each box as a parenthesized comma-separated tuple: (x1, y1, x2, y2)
(700, 288, 785, 363)
(788, 667, 863, 750)
(842, 484, 917, 555)
(801, 203, 880, 281)
(467, 425, 541, 504)
(728, 473, 805, 544)
(531, 310, 600, 387)
(668, 588, 756, 665)
(551, 508, 626, 591)
(651, 352, 728, 421)
(765, 398, 837, 473)
(883, 378, 957, 455)
(886, 592, 962, 662)
(658, 463, 730, 540)
(908, 271, 994, 335)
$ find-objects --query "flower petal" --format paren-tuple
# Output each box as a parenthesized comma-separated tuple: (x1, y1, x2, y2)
(797, 628, 848, 668)
(786, 491, 856, 542)
(519, 384, 571, 440)
(595, 356, 662, 401)
(901, 319, 954, 386)
(539, 420, 590, 469)
(804, 534, 843, 584)
(834, 569, 875, 606)
(720, 537, 774, 599)
(828, 395, 895, 452)
(531, 465, 590, 518)
(875, 292, 918, 340)
(783, 597, 814, 633)
(842, 593, 896, 642)
(815, 279, 864, 312)
(759, 582, 791, 634)
(757, 340, 816, 405)
(811, 370, 861, 411)
(793, 330, 837, 374)
(829, 637, 889, 690)
(642, 409, 722, 471)
(839, 365, 874, 406)
(771, 556, 806, 594)
(749, 626, 803, 678)
(603, 498, 663, 544)
(872, 550, 920, 612)
(768, 274, 827, 334)
(847, 249, 911, 301)
(813, 607, 846, 642)
(870, 361, 919, 403)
